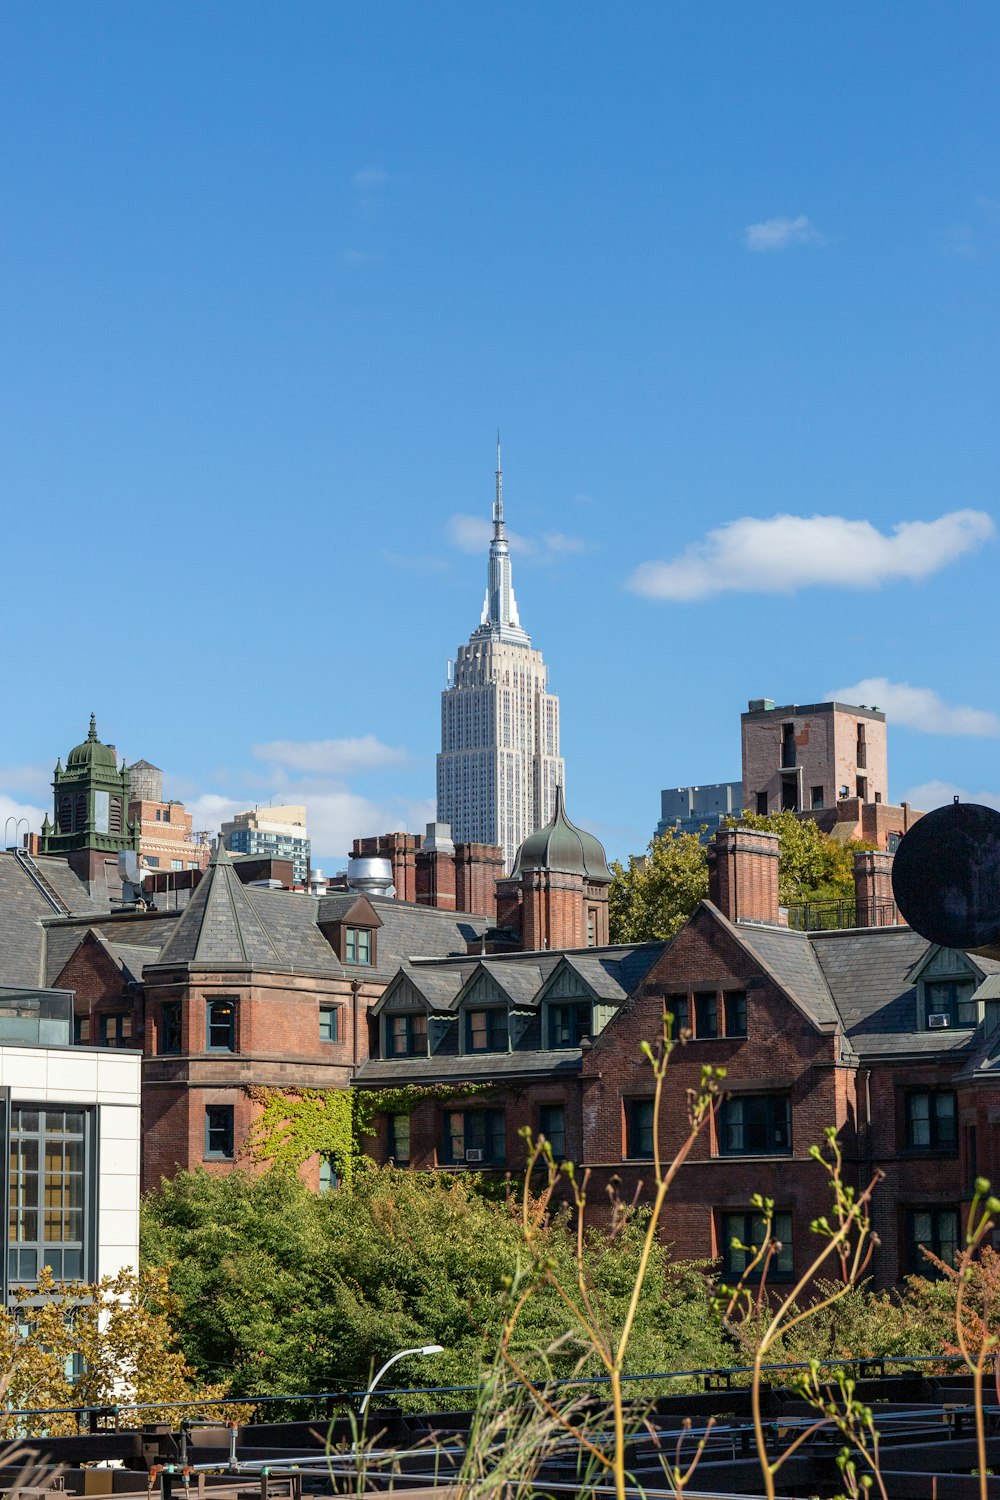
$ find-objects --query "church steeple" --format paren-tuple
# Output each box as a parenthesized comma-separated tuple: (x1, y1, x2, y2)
(479, 436, 528, 643)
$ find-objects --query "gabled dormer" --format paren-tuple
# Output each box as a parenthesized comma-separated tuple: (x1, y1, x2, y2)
(908, 945, 986, 1032)
(318, 893, 382, 969)
(454, 965, 511, 1054)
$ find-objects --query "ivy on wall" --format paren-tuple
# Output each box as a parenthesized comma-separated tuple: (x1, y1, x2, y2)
(243, 1082, 496, 1188)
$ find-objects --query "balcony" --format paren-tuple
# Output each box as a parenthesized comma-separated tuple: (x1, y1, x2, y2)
(785, 898, 900, 932)
(0, 986, 74, 1047)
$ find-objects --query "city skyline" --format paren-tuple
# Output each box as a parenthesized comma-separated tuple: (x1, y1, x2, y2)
(1, 4, 999, 867)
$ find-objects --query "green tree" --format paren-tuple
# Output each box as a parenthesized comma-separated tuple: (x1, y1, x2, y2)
(608, 828, 709, 943)
(141, 1165, 728, 1401)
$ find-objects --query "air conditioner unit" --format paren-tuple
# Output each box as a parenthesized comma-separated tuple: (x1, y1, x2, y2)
(927, 1013, 951, 1029)
(465, 1148, 484, 1162)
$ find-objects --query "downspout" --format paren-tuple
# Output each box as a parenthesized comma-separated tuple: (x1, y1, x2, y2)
(351, 978, 362, 1074)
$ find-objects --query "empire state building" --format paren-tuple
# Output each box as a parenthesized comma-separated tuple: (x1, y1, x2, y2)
(437, 445, 564, 871)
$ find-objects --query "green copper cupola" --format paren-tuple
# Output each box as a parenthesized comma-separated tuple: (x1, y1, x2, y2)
(39, 715, 140, 876)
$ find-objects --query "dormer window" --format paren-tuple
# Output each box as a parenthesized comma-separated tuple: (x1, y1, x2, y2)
(548, 1002, 592, 1049)
(386, 1012, 427, 1057)
(466, 1008, 508, 1053)
(346, 927, 372, 965)
(924, 979, 977, 1029)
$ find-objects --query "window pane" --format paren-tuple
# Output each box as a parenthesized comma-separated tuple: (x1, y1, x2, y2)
(725, 993, 747, 1037)
(540, 1105, 565, 1159)
(320, 1006, 339, 1043)
(388, 1115, 410, 1163)
(909, 1093, 930, 1147)
(665, 997, 688, 1037)
(695, 995, 718, 1038)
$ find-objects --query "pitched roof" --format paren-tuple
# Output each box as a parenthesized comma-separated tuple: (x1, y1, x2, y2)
(152, 843, 286, 968)
(722, 916, 840, 1029)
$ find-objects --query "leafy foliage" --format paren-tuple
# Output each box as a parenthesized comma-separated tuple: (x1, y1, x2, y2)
(608, 828, 709, 943)
(0, 1266, 221, 1436)
(141, 1165, 730, 1401)
(608, 813, 874, 941)
(734, 810, 874, 907)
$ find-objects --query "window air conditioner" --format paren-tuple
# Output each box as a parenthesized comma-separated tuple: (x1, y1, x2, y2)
(465, 1148, 484, 1162)
(927, 1013, 951, 1029)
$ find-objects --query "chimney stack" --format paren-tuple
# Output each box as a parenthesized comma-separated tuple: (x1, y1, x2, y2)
(708, 827, 781, 924)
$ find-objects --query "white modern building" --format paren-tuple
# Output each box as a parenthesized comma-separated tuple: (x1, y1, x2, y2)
(221, 804, 311, 884)
(437, 445, 564, 871)
(1, 986, 140, 1298)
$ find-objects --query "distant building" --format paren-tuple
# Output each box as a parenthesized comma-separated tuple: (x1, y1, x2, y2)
(742, 697, 889, 816)
(655, 782, 743, 843)
(129, 795, 210, 875)
(221, 804, 310, 883)
(437, 444, 563, 871)
(741, 696, 920, 852)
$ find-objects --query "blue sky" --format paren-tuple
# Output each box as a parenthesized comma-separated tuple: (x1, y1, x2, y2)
(2, 2, 999, 867)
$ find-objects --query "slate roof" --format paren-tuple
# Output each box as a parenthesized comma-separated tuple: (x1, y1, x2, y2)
(104, 941, 162, 983)
(562, 945, 667, 1002)
(731, 920, 840, 1029)
(366, 898, 490, 979)
(355, 1048, 582, 1086)
(808, 925, 973, 1059)
(152, 845, 286, 969)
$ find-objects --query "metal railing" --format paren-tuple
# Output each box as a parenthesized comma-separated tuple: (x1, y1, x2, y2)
(786, 897, 899, 932)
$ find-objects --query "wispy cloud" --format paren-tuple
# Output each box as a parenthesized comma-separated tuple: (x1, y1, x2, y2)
(352, 167, 388, 189)
(628, 509, 994, 602)
(828, 678, 1000, 737)
(252, 736, 408, 775)
(446, 514, 590, 563)
(744, 214, 825, 252)
(901, 780, 1000, 814)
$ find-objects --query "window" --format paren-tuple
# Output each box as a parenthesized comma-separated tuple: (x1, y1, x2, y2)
(906, 1091, 957, 1152)
(625, 1097, 655, 1159)
(811, 785, 824, 809)
(724, 992, 748, 1037)
(665, 996, 689, 1038)
(205, 1105, 234, 1159)
(548, 1002, 592, 1048)
(345, 927, 372, 965)
(387, 1114, 410, 1164)
(160, 1002, 182, 1054)
(319, 1006, 340, 1043)
(924, 980, 978, 1028)
(99, 1012, 133, 1047)
(586, 910, 597, 947)
(540, 1104, 566, 1159)
(906, 1207, 959, 1275)
(74, 1016, 90, 1045)
(155, 809, 162, 822)
(319, 1156, 339, 1192)
(146, 856, 160, 868)
(206, 998, 236, 1052)
(467, 1008, 509, 1053)
(443, 1108, 505, 1165)
(695, 994, 718, 1038)
(170, 859, 183, 871)
(756, 792, 768, 815)
(387, 1012, 428, 1057)
(8, 1107, 91, 1286)
(720, 1093, 791, 1155)
(887, 831, 902, 854)
(722, 1210, 793, 1282)
(781, 724, 796, 769)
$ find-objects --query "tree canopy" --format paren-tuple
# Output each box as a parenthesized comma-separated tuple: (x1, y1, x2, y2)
(608, 813, 874, 943)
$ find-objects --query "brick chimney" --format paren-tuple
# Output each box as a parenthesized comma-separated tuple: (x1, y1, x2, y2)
(708, 827, 780, 924)
(351, 831, 419, 902)
(415, 823, 458, 911)
(853, 849, 897, 927)
(454, 841, 502, 919)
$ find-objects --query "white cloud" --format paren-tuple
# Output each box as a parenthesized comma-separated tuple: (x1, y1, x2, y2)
(744, 215, 825, 251)
(0, 794, 47, 842)
(252, 736, 408, 775)
(828, 678, 1000, 737)
(628, 509, 994, 602)
(0, 763, 52, 800)
(543, 531, 591, 555)
(901, 780, 1000, 814)
(352, 167, 388, 189)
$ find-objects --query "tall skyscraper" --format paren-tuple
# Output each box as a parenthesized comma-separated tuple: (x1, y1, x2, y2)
(437, 443, 564, 871)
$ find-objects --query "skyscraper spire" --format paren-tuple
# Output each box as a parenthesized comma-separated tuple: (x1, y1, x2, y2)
(494, 430, 504, 535)
(481, 435, 525, 639)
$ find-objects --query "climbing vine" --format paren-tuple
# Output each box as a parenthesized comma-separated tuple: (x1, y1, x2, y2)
(243, 1082, 497, 1188)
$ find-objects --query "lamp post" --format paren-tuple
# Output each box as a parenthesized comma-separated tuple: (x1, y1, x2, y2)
(359, 1343, 444, 1415)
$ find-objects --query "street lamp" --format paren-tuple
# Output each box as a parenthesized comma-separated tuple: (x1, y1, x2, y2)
(359, 1343, 444, 1415)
